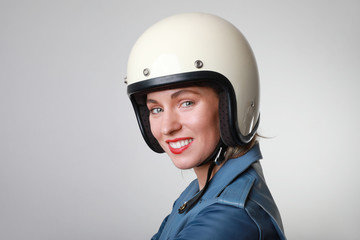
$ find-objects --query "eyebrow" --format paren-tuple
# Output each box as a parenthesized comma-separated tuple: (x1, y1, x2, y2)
(146, 98, 158, 104)
(171, 89, 200, 99)
(146, 89, 200, 104)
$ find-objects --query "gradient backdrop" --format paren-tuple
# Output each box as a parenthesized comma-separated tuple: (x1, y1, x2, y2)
(1, 0, 359, 239)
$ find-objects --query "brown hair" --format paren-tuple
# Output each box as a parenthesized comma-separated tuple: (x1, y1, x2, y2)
(224, 133, 259, 161)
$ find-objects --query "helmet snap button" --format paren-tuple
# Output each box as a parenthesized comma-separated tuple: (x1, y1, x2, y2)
(194, 60, 203, 69)
(143, 68, 150, 77)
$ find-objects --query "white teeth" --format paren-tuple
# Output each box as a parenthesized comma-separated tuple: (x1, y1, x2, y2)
(169, 139, 193, 149)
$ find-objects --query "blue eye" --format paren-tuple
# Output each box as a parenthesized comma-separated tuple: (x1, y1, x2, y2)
(150, 108, 163, 114)
(181, 101, 194, 107)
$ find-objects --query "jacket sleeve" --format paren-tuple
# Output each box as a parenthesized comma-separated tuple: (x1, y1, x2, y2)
(174, 203, 259, 240)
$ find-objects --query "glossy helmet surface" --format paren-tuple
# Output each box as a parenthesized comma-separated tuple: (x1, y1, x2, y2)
(126, 13, 260, 153)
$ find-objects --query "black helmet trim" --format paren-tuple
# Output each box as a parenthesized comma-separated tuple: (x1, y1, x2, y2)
(127, 71, 259, 153)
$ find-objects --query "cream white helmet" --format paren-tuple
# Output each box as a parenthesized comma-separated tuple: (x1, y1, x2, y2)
(126, 13, 260, 153)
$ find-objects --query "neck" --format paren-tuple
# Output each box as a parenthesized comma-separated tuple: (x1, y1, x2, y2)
(193, 162, 223, 190)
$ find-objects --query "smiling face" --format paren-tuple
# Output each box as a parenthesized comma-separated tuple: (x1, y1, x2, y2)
(146, 86, 220, 169)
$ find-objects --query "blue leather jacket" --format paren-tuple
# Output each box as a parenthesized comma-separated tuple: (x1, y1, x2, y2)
(152, 143, 286, 240)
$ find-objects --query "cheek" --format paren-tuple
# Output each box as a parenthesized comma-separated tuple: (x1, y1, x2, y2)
(187, 108, 219, 136)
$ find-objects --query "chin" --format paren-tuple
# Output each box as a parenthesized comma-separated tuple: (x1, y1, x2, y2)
(170, 156, 199, 170)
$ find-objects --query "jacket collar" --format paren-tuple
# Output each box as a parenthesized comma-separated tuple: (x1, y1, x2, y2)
(179, 143, 262, 203)
(202, 142, 262, 199)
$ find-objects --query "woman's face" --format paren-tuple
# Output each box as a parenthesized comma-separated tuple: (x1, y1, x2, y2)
(147, 86, 220, 169)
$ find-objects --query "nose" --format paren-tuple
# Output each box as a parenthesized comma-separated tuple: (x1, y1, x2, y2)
(160, 109, 182, 135)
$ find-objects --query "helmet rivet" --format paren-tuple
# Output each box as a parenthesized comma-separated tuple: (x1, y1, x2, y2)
(143, 68, 150, 77)
(194, 60, 203, 69)
(124, 76, 128, 84)
(251, 102, 255, 108)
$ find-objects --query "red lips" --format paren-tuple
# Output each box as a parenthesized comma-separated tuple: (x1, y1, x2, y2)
(166, 138, 193, 154)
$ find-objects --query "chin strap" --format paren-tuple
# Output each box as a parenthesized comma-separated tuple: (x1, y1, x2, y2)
(197, 140, 227, 167)
(178, 144, 227, 214)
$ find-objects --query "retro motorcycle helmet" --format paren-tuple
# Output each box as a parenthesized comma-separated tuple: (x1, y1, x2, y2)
(126, 13, 260, 153)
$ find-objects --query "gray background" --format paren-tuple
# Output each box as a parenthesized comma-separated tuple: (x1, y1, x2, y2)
(1, 0, 359, 239)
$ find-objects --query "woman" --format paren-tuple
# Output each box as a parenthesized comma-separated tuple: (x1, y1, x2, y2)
(125, 13, 286, 239)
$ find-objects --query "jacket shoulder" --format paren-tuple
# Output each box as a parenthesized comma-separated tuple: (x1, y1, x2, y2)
(217, 167, 256, 208)
(217, 162, 286, 240)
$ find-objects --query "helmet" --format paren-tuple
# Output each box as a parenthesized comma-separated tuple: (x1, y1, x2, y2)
(126, 13, 260, 153)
